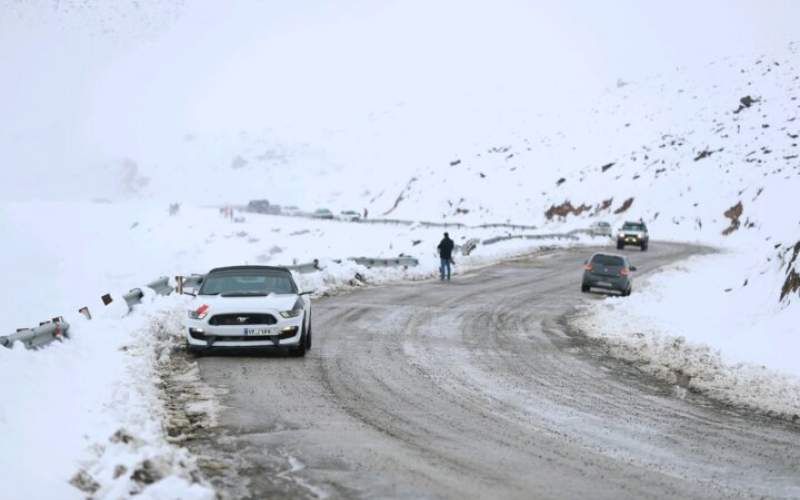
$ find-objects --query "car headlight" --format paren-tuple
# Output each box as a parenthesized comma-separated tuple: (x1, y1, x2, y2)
(188, 304, 209, 320)
(279, 298, 304, 319)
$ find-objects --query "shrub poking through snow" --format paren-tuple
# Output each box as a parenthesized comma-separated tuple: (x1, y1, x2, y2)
(733, 94, 760, 114)
(544, 200, 592, 220)
(613, 197, 634, 214)
(722, 201, 743, 235)
(594, 198, 614, 214)
(780, 241, 800, 302)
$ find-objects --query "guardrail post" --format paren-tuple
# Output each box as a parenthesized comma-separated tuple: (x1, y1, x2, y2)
(78, 306, 92, 320)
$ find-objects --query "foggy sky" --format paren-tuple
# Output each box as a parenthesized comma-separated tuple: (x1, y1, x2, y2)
(1, 0, 798, 200)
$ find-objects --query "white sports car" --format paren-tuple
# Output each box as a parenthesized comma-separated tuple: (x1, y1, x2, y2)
(184, 266, 312, 356)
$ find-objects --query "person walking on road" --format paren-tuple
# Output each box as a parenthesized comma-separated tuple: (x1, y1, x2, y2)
(437, 232, 455, 281)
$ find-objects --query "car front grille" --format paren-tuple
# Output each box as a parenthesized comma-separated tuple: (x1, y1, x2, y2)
(208, 313, 277, 326)
(189, 327, 297, 342)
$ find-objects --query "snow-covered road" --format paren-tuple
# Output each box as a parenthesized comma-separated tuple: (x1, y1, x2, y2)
(183, 242, 800, 499)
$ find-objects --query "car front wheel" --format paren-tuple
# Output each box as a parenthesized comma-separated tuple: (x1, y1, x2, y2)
(289, 324, 309, 357)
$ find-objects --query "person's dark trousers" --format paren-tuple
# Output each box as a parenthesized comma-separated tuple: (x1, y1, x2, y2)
(440, 258, 451, 280)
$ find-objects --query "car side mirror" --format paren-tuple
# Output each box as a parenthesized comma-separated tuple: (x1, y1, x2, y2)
(630, 266, 637, 272)
(299, 290, 315, 296)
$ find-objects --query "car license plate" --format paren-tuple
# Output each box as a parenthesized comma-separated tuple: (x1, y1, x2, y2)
(596, 281, 612, 287)
(244, 327, 273, 336)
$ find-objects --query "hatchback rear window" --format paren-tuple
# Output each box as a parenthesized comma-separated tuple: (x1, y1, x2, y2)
(591, 255, 625, 267)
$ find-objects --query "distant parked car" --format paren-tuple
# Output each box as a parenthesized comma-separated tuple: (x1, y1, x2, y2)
(616, 220, 649, 251)
(312, 208, 334, 220)
(247, 199, 281, 215)
(283, 205, 301, 216)
(581, 252, 637, 296)
(589, 221, 612, 237)
(339, 210, 362, 222)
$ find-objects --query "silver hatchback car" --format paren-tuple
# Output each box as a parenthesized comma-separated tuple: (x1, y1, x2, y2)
(581, 252, 637, 296)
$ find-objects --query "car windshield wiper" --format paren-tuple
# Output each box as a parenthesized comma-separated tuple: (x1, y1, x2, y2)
(219, 291, 269, 297)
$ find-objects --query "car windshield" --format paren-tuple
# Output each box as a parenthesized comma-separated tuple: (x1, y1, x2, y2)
(622, 222, 645, 231)
(199, 270, 297, 296)
(591, 255, 625, 267)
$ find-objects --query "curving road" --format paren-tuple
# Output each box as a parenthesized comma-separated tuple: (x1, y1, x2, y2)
(190, 242, 800, 499)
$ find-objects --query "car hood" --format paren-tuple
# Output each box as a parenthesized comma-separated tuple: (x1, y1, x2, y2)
(191, 294, 299, 313)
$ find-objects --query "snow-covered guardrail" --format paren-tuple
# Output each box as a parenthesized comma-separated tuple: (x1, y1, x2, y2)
(349, 256, 420, 268)
(355, 218, 539, 232)
(0, 318, 70, 350)
(286, 261, 323, 274)
(458, 238, 480, 256)
(481, 232, 580, 246)
(146, 276, 173, 295)
(122, 276, 175, 311)
(123, 288, 146, 310)
(480, 228, 597, 246)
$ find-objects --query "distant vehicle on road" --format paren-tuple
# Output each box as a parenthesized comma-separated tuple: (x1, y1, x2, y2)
(312, 208, 334, 219)
(616, 220, 649, 251)
(247, 199, 281, 215)
(282, 205, 301, 216)
(339, 210, 362, 222)
(184, 266, 313, 356)
(581, 252, 637, 296)
(589, 220, 612, 237)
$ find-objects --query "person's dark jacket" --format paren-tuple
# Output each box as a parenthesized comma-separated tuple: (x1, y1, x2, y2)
(437, 237, 454, 260)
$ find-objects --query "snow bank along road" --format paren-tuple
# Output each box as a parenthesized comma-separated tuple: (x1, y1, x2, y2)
(188, 242, 800, 499)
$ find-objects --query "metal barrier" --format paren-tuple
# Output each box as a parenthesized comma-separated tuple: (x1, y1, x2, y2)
(286, 261, 322, 274)
(146, 276, 173, 295)
(458, 238, 480, 256)
(350, 218, 537, 232)
(350, 256, 420, 268)
(123, 288, 145, 310)
(182, 274, 205, 289)
(1, 319, 70, 350)
(481, 233, 580, 246)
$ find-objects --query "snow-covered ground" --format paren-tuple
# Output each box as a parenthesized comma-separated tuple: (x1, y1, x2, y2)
(3, 1, 800, 496)
(0, 293, 214, 499)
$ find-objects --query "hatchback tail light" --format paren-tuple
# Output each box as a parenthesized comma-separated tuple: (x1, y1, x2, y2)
(619, 268, 629, 276)
(584, 264, 593, 271)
